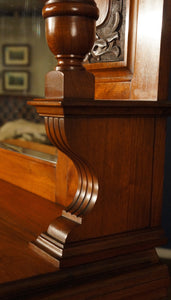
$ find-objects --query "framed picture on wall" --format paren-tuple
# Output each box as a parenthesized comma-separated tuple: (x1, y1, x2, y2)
(3, 44, 30, 66)
(3, 71, 30, 92)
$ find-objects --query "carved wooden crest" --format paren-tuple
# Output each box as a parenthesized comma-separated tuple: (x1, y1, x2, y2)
(86, 0, 126, 63)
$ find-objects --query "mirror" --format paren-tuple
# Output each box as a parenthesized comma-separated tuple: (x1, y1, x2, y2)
(0, 0, 57, 161)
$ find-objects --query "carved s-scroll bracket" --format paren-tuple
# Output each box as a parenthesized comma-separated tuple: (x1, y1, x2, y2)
(30, 115, 99, 268)
(86, 0, 125, 63)
(45, 117, 98, 218)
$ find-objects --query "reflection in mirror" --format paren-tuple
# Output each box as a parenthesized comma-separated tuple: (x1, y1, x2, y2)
(0, 0, 57, 161)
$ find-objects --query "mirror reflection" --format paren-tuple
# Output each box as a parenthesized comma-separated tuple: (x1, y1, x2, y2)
(0, 0, 57, 161)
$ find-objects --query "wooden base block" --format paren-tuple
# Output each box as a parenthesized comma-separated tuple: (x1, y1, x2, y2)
(30, 227, 168, 268)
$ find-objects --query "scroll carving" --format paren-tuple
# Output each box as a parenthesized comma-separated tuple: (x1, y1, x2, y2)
(30, 116, 98, 267)
(45, 117, 98, 217)
(86, 0, 126, 63)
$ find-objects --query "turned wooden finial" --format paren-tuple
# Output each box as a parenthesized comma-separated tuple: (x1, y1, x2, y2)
(43, 0, 99, 100)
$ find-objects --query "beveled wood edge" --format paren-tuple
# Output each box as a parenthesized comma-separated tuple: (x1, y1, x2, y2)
(92, 68, 133, 83)
(28, 99, 171, 117)
(32, 227, 168, 268)
(0, 228, 169, 299)
(30, 227, 168, 269)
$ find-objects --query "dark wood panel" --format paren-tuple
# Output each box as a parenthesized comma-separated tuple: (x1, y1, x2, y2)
(151, 117, 167, 226)
(64, 116, 155, 240)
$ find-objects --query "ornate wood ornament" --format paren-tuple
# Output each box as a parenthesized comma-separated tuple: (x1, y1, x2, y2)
(29, 0, 100, 268)
(0, 0, 171, 298)
(86, 0, 125, 63)
(28, 0, 171, 297)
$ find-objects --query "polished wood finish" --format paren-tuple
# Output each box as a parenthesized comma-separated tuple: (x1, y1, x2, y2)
(30, 100, 171, 265)
(0, 141, 76, 204)
(0, 180, 170, 299)
(43, 0, 98, 101)
(85, 0, 171, 101)
(0, 146, 56, 201)
(0, 0, 170, 299)
(28, 0, 171, 297)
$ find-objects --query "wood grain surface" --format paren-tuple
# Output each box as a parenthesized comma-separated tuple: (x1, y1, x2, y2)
(0, 0, 170, 298)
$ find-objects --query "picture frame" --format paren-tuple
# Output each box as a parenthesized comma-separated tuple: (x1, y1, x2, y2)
(3, 44, 30, 66)
(3, 71, 30, 92)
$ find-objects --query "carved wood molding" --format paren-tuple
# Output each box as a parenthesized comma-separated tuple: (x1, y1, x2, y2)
(86, 0, 126, 63)
(45, 117, 98, 217)
(30, 114, 99, 267)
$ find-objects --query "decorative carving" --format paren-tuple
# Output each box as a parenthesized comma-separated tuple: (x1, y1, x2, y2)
(86, 0, 126, 63)
(45, 117, 98, 217)
(30, 116, 98, 268)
